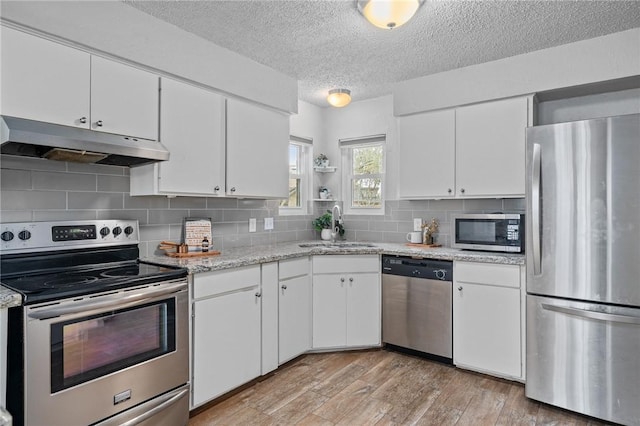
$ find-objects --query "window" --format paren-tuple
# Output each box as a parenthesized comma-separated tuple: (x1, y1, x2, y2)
(279, 136, 312, 215)
(341, 135, 385, 215)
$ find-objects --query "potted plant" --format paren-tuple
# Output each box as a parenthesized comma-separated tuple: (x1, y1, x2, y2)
(314, 153, 329, 168)
(312, 210, 345, 240)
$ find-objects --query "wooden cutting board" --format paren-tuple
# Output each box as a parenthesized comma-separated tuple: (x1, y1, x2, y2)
(405, 243, 442, 248)
(164, 250, 221, 258)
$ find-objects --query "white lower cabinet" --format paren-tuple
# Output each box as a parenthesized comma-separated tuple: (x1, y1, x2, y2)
(278, 257, 311, 364)
(453, 261, 523, 380)
(191, 266, 262, 408)
(312, 255, 381, 349)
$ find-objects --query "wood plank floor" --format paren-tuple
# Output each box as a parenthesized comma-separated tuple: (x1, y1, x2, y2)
(189, 349, 612, 426)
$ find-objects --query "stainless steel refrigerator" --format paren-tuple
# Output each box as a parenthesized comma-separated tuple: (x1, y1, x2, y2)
(525, 113, 640, 426)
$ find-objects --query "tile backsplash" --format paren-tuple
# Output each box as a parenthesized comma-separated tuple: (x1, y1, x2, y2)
(1, 155, 524, 256)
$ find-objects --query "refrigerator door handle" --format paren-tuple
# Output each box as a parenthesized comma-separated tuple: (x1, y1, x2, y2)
(542, 303, 640, 325)
(531, 143, 542, 275)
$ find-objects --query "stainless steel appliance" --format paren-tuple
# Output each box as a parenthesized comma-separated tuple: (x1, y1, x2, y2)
(525, 114, 640, 425)
(1, 220, 190, 426)
(451, 213, 524, 253)
(382, 255, 452, 362)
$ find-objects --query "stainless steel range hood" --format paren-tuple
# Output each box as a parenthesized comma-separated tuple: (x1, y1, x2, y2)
(1, 116, 170, 166)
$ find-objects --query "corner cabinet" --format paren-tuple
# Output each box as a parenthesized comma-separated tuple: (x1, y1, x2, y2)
(191, 266, 262, 408)
(452, 261, 525, 380)
(226, 98, 289, 198)
(130, 78, 226, 196)
(312, 255, 381, 349)
(398, 96, 532, 199)
(1, 26, 159, 141)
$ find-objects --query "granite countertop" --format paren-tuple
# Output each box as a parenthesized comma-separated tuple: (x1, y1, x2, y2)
(1, 241, 524, 309)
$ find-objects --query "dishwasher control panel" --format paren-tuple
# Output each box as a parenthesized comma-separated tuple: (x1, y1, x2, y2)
(382, 255, 452, 281)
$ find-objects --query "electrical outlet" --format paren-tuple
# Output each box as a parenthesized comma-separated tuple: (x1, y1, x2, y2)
(413, 218, 423, 232)
(264, 217, 274, 230)
(249, 218, 257, 233)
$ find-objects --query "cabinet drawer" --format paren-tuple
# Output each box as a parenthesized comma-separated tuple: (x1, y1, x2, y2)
(313, 255, 379, 274)
(193, 265, 261, 299)
(454, 261, 520, 288)
(279, 257, 309, 280)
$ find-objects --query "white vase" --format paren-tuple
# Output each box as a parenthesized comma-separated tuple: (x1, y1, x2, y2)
(320, 229, 332, 241)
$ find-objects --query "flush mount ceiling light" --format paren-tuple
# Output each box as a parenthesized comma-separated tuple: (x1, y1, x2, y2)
(356, 0, 424, 30)
(327, 89, 352, 108)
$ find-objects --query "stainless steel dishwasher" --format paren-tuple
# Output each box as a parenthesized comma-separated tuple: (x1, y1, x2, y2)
(382, 255, 452, 363)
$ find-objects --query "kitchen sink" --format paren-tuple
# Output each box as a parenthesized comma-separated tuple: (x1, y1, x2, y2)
(298, 242, 376, 248)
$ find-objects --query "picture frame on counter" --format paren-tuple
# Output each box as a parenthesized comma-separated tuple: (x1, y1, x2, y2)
(182, 217, 212, 252)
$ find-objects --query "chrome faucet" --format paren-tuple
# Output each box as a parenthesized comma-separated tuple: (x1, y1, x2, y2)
(331, 204, 342, 243)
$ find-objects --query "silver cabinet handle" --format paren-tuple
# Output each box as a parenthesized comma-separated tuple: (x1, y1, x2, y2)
(255, 292, 262, 298)
(281, 284, 287, 290)
(214, 186, 220, 191)
(230, 187, 236, 193)
(96, 120, 103, 127)
(79, 116, 87, 124)
(340, 277, 345, 283)
(349, 277, 354, 282)
(460, 188, 465, 194)
(542, 303, 640, 325)
(447, 188, 452, 194)
(458, 286, 463, 291)
(531, 143, 542, 275)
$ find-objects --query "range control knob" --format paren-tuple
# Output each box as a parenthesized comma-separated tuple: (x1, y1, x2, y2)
(124, 226, 134, 236)
(100, 227, 110, 238)
(112, 227, 122, 237)
(1, 231, 14, 242)
(434, 269, 447, 280)
(18, 230, 31, 241)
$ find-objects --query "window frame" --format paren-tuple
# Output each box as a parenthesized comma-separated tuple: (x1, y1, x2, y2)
(341, 135, 386, 215)
(279, 136, 312, 216)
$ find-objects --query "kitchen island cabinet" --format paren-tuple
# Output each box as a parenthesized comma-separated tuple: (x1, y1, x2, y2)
(1, 26, 159, 141)
(191, 266, 262, 408)
(130, 78, 225, 196)
(312, 255, 381, 349)
(278, 257, 311, 364)
(453, 260, 524, 380)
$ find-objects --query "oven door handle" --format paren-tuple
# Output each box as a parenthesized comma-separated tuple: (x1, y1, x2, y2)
(95, 383, 190, 426)
(27, 280, 187, 320)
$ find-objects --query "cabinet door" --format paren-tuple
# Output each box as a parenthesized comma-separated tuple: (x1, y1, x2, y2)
(312, 274, 346, 348)
(0, 27, 90, 128)
(398, 109, 455, 198)
(346, 273, 380, 347)
(226, 99, 289, 198)
(455, 97, 528, 197)
(453, 282, 521, 378)
(156, 78, 225, 195)
(90, 56, 159, 141)
(192, 289, 261, 407)
(279, 275, 311, 364)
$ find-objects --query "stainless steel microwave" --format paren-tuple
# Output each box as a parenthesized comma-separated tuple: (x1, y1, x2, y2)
(452, 213, 524, 253)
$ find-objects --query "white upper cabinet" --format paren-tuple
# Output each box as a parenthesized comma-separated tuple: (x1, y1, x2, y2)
(397, 96, 530, 199)
(226, 98, 289, 198)
(130, 78, 225, 196)
(398, 109, 456, 198)
(0, 27, 159, 141)
(89, 56, 159, 141)
(1, 26, 90, 128)
(455, 97, 528, 198)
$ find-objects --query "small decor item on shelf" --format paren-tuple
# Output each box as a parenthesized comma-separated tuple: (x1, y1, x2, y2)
(319, 186, 331, 199)
(422, 218, 439, 245)
(314, 153, 329, 167)
(312, 210, 345, 241)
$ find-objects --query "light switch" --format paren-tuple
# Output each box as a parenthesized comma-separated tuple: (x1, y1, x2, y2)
(249, 218, 257, 233)
(264, 217, 274, 230)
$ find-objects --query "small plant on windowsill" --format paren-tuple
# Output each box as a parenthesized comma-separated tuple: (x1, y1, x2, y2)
(312, 210, 345, 240)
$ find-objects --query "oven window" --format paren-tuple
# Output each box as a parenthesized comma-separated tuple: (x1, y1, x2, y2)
(50, 298, 176, 393)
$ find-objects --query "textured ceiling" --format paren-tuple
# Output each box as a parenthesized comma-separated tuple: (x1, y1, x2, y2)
(124, 1, 640, 107)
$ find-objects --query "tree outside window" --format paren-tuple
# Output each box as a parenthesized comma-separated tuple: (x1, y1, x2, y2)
(342, 136, 385, 214)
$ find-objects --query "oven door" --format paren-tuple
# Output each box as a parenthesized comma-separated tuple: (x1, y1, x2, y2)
(23, 279, 189, 426)
(452, 213, 524, 252)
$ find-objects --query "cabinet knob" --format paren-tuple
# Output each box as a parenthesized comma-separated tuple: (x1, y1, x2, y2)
(460, 188, 465, 194)
(281, 284, 287, 290)
(340, 277, 345, 283)
(96, 120, 103, 127)
(230, 187, 236, 193)
(214, 186, 220, 192)
(79, 116, 87, 124)
(255, 292, 262, 298)
(447, 188, 452, 194)
(349, 277, 354, 282)
(458, 286, 463, 291)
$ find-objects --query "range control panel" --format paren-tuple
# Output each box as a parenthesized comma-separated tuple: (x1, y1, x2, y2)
(0, 220, 139, 254)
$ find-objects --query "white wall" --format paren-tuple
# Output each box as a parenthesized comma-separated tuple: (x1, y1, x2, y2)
(538, 88, 640, 125)
(0, 2, 297, 113)
(394, 28, 640, 116)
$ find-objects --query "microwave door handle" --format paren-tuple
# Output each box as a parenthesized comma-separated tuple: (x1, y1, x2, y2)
(532, 143, 542, 275)
(27, 280, 186, 320)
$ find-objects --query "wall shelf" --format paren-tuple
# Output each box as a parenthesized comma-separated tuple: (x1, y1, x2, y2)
(314, 166, 337, 173)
